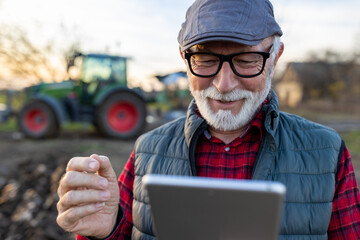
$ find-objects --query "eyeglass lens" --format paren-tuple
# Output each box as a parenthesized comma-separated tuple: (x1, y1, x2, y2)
(189, 53, 265, 77)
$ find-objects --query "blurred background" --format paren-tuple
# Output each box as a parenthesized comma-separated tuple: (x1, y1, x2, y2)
(0, 0, 359, 239)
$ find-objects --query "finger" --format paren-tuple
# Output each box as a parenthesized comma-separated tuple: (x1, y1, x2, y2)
(58, 171, 108, 197)
(57, 202, 105, 231)
(90, 154, 117, 180)
(58, 189, 111, 213)
(66, 156, 100, 173)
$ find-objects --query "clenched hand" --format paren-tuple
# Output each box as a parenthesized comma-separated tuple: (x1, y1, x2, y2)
(57, 154, 120, 238)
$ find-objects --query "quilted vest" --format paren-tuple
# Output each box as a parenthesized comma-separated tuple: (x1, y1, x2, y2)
(131, 90, 343, 240)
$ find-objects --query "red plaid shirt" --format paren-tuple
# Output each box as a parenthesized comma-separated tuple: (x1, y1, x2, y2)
(78, 110, 360, 240)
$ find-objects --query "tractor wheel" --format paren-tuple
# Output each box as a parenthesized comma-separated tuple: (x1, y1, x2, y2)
(96, 92, 147, 139)
(18, 101, 59, 139)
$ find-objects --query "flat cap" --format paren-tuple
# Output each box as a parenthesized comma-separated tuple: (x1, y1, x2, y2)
(178, 0, 282, 51)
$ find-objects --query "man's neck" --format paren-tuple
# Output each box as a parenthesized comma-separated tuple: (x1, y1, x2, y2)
(209, 124, 249, 144)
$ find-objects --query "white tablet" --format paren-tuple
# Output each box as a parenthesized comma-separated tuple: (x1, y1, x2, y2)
(143, 174, 286, 240)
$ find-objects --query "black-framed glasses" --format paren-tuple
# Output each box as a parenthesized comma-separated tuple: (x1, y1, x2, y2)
(184, 51, 270, 78)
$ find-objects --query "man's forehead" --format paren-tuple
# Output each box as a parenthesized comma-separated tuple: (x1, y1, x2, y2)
(188, 38, 273, 52)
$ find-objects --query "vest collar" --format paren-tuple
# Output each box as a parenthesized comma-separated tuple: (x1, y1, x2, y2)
(184, 99, 207, 147)
(262, 89, 280, 136)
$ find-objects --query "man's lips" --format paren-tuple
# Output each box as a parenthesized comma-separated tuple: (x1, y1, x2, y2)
(216, 99, 230, 103)
(216, 99, 235, 104)
(210, 98, 241, 108)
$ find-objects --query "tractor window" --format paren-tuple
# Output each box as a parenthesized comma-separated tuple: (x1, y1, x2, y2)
(81, 56, 127, 84)
(111, 59, 127, 84)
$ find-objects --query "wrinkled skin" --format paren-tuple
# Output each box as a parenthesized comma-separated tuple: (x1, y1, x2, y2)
(57, 154, 119, 238)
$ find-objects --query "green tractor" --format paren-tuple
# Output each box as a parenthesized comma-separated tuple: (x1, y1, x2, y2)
(15, 53, 147, 139)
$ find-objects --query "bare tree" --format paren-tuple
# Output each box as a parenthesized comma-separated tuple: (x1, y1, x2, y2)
(0, 24, 82, 86)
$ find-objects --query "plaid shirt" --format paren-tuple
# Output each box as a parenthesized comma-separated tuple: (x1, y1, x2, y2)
(78, 110, 360, 240)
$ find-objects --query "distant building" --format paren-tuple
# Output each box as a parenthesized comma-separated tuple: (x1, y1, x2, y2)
(275, 62, 360, 108)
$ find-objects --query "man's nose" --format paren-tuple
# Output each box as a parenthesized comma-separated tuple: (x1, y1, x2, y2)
(213, 62, 240, 94)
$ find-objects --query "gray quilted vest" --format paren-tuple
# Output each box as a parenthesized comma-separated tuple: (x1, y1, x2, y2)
(132, 90, 343, 240)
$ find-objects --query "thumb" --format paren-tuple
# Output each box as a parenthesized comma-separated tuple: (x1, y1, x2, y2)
(90, 154, 117, 180)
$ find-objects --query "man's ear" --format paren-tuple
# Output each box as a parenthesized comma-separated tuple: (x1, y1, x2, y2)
(273, 42, 284, 67)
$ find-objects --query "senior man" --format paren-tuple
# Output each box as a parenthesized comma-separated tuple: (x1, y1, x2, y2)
(57, 0, 360, 239)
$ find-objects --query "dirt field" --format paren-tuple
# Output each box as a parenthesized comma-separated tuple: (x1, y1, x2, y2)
(0, 129, 137, 239)
(0, 130, 136, 176)
(0, 121, 359, 239)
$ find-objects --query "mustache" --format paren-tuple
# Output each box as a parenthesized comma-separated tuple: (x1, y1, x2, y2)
(199, 86, 254, 102)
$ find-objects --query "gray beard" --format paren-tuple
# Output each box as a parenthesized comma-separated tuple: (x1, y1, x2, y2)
(190, 76, 271, 131)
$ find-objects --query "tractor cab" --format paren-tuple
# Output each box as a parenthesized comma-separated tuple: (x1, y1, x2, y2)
(68, 53, 129, 103)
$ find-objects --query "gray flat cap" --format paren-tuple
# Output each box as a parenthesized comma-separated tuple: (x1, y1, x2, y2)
(178, 0, 282, 51)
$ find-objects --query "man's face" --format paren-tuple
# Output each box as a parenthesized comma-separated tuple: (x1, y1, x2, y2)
(183, 37, 276, 131)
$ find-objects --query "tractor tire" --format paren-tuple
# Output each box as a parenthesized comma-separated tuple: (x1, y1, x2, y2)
(18, 101, 59, 139)
(96, 92, 147, 139)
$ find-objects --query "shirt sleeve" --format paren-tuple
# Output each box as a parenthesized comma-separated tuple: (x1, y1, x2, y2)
(328, 145, 360, 239)
(76, 151, 135, 240)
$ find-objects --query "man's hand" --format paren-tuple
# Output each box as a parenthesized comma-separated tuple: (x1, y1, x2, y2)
(57, 154, 120, 238)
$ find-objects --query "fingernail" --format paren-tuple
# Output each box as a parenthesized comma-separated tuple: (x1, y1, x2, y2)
(99, 179, 108, 188)
(89, 161, 97, 170)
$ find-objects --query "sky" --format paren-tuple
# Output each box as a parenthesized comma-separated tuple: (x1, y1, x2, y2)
(0, 0, 359, 89)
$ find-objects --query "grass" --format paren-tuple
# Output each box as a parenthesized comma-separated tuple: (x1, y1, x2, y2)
(281, 107, 360, 123)
(0, 118, 95, 134)
(341, 131, 360, 157)
(62, 122, 95, 132)
(0, 118, 17, 132)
